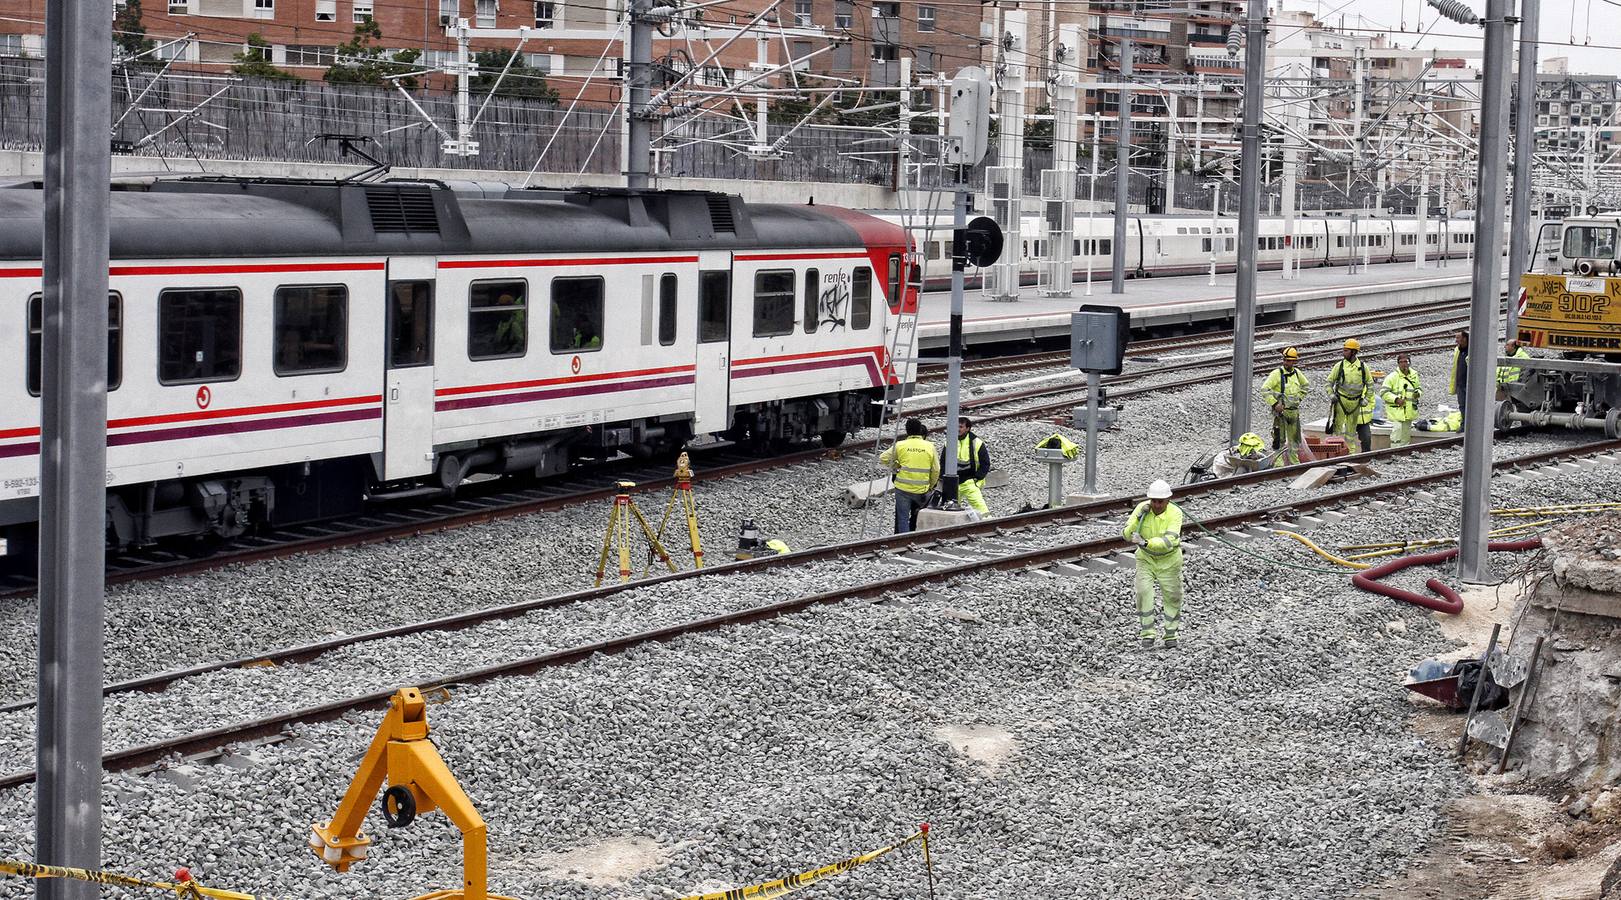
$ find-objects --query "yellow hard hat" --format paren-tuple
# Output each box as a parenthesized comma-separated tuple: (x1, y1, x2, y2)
(1344, 339, 1361, 351)
(1282, 346, 1300, 361)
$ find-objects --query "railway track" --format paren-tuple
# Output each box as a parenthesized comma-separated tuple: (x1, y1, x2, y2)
(0, 304, 1484, 606)
(916, 297, 1473, 383)
(3, 434, 1613, 790)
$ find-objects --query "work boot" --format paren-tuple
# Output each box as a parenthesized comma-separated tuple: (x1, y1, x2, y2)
(1163, 636, 1179, 650)
(1140, 637, 1155, 649)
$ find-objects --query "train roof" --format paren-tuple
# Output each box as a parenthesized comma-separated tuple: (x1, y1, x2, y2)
(0, 179, 900, 260)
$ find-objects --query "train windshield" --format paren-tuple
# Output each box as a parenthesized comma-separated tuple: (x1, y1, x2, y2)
(1563, 225, 1618, 260)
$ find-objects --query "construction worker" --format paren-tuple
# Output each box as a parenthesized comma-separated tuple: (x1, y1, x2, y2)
(879, 418, 939, 534)
(1449, 330, 1470, 419)
(1122, 480, 1185, 650)
(1326, 339, 1374, 454)
(1262, 346, 1310, 464)
(1496, 338, 1531, 390)
(954, 417, 992, 516)
(1380, 353, 1423, 447)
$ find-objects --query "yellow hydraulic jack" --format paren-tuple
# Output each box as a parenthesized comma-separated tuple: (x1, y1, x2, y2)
(309, 687, 516, 900)
(650, 452, 705, 572)
(593, 481, 676, 586)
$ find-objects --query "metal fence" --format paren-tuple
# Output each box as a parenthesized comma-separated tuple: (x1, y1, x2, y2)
(0, 55, 1419, 212)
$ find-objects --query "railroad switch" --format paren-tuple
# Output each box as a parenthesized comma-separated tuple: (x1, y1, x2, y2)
(309, 687, 516, 900)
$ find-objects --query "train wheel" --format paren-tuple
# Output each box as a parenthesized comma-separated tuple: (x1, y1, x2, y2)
(1493, 399, 1517, 434)
(1606, 409, 1621, 440)
(820, 429, 847, 449)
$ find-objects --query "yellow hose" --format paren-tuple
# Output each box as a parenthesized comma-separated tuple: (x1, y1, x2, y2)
(1273, 530, 1373, 570)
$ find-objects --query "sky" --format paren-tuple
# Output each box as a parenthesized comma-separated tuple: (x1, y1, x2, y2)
(1279, 0, 1621, 75)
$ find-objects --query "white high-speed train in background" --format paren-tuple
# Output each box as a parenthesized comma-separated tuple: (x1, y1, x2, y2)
(874, 209, 1486, 290)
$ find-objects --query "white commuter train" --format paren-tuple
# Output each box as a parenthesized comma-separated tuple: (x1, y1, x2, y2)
(0, 179, 917, 552)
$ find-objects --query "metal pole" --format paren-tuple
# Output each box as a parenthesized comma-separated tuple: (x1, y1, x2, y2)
(625, 0, 652, 189)
(1506, 0, 1540, 340)
(38, 0, 111, 886)
(1083, 375, 1101, 493)
(1209, 182, 1218, 285)
(941, 182, 968, 503)
(1230, 0, 1264, 444)
(1416, 159, 1429, 269)
(1457, 622, 1502, 757)
(1459, 0, 1512, 583)
(1087, 111, 1099, 296)
(1111, 40, 1131, 294)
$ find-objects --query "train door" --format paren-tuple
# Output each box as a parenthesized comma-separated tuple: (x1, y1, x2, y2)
(382, 257, 437, 480)
(693, 251, 732, 434)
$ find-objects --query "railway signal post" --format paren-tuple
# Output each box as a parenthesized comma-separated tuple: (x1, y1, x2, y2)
(37, 0, 112, 888)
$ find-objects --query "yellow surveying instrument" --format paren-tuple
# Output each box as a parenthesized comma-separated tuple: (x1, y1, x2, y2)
(650, 452, 704, 572)
(309, 687, 517, 900)
(594, 481, 676, 586)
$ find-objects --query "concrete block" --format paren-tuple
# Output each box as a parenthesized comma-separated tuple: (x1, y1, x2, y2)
(1289, 466, 1337, 489)
(1083, 557, 1121, 572)
(1046, 563, 1092, 578)
(982, 469, 1011, 489)
(915, 507, 980, 531)
(1065, 493, 1113, 505)
(1318, 510, 1348, 523)
(843, 476, 892, 509)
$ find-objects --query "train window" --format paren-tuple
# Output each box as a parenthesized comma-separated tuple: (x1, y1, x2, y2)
(887, 254, 901, 305)
(26, 292, 121, 396)
(926, 242, 941, 261)
(1074, 240, 1082, 255)
(658, 274, 677, 346)
(1564, 226, 1617, 258)
(274, 285, 348, 376)
(699, 270, 730, 343)
(802, 268, 819, 334)
(1101, 239, 1112, 256)
(550, 276, 605, 353)
(389, 281, 433, 368)
(752, 270, 795, 338)
(158, 288, 241, 384)
(852, 266, 872, 330)
(468, 279, 528, 360)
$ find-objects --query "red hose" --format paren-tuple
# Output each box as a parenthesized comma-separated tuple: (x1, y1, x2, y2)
(1350, 538, 1543, 614)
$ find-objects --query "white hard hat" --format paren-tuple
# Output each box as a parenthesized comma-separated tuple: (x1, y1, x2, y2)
(1147, 480, 1173, 500)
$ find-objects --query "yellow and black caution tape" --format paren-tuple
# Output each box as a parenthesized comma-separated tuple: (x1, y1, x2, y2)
(677, 826, 935, 900)
(1, 859, 256, 900)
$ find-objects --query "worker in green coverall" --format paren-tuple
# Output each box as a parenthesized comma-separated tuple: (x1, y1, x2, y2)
(1380, 353, 1423, 447)
(1122, 479, 1185, 650)
(1262, 346, 1309, 465)
(1326, 338, 1375, 454)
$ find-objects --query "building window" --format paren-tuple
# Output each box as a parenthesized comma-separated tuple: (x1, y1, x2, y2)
(523, 52, 552, 71)
(550, 277, 604, 352)
(158, 288, 242, 385)
(917, 5, 935, 31)
(833, 0, 851, 27)
(315, 0, 336, 20)
(752, 270, 796, 337)
(475, 0, 496, 27)
(468, 279, 527, 360)
(851, 267, 872, 330)
(285, 44, 336, 66)
(352, 0, 371, 22)
(872, 44, 897, 61)
(27, 293, 121, 396)
(440, 0, 457, 24)
(699, 270, 730, 343)
(794, 0, 812, 25)
(534, 0, 554, 27)
(168, 0, 188, 13)
(0, 34, 23, 56)
(833, 41, 852, 69)
(273, 285, 348, 375)
(874, 1, 899, 17)
(254, 0, 274, 17)
(916, 46, 935, 72)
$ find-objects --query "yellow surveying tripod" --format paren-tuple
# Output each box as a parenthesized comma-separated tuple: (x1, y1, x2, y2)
(594, 481, 676, 586)
(650, 452, 704, 572)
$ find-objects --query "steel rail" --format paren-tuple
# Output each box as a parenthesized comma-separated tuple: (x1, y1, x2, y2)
(0, 437, 1611, 791)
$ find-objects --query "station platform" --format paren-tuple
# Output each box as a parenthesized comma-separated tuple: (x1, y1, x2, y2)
(915, 259, 1491, 350)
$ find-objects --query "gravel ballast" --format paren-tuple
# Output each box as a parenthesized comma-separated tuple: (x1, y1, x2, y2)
(1, 445, 1617, 897)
